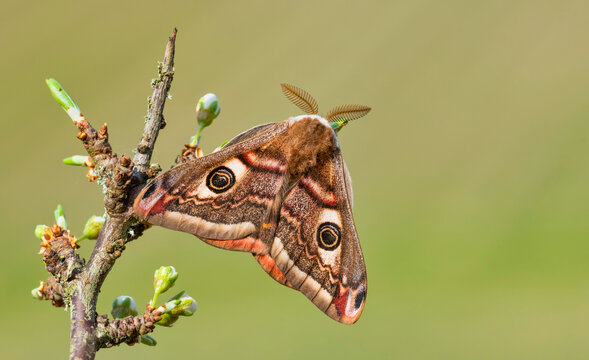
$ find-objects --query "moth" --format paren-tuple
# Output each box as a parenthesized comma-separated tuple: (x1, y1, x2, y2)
(134, 84, 370, 324)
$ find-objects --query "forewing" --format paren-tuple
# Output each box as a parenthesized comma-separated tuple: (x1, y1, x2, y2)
(134, 121, 290, 244)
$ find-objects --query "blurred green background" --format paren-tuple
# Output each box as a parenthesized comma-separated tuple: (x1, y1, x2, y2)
(2, 0, 589, 358)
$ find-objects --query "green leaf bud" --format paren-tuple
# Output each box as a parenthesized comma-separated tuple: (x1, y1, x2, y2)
(45, 78, 79, 111)
(31, 282, 44, 300)
(54, 204, 67, 229)
(111, 295, 138, 318)
(155, 291, 197, 327)
(212, 140, 229, 153)
(63, 155, 92, 166)
(196, 93, 220, 127)
(140, 335, 157, 346)
(77, 215, 105, 242)
(191, 93, 220, 146)
(46, 78, 84, 123)
(35, 225, 50, 239)
(150, 266, 179, 307)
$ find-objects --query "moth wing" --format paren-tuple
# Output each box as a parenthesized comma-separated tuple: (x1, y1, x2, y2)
(134, 121, 289, 247)
(269, 148, 367, 324)
(223, 123, 275, 147)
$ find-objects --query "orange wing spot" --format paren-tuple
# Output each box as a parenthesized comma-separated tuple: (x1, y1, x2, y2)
(201, 236, 267, 254)
(254, 254, 292, 287)
(262, 222, 272, 229)
(241, 151, 286, 173)
(300, 177, 338, 206)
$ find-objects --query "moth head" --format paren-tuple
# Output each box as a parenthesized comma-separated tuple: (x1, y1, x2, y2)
(280, 83, 371, 133)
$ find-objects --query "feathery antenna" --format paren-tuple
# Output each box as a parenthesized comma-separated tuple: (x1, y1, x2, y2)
(326, 104, 371, 132)
(280, 83, 319, 115)
(325, 104, 371, 122)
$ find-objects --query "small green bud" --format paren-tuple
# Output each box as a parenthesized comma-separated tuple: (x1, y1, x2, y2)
(140, 335, 157, 346)
(31, 282, 43, 300)
(196, 93, 220, 127)
(77, 215, 105, 242)
(46, 78, 79, 111)
(63, 155, 92, 166)
(188, 135, 197, 145)
(111, 295, 138, 318)
(212, 140, 229, 153)
(35, 225, 49, 239)
(150, 266, 179, 307)
(156, 291, 197, 327)
(46, 78, 84, 123)
(191, 93, 220, 146)
(54, 204, 67, 229)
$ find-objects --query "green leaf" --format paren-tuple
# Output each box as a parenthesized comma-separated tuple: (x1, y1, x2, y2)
(54, 204, 67, 229)
(45, 78, 79, 111)
(63, 155, 90, 166)
(140, 335, 157, 346)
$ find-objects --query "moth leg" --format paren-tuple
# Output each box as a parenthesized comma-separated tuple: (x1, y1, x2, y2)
(253, 253, 294, 289)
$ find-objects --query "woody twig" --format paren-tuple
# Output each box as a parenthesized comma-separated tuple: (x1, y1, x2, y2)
(34, 28, 196, 360)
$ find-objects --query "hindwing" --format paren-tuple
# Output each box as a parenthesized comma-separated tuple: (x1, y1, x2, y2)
(268, 147, 366, 324)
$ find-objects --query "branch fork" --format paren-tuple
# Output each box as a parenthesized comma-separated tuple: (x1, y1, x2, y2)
(38, 28, 181, 360)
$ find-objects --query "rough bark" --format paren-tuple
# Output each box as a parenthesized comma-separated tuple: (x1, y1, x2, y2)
(39, 28, 177, 360)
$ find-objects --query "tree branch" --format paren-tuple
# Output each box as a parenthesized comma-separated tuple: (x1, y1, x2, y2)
(69, 216, 128, 360)
(133, 27, 177, 181)
(76, 121, 114, 174)
(96, 307, 162, 349)
(39, 29, 179, 360)
(34, 276, 65, 308)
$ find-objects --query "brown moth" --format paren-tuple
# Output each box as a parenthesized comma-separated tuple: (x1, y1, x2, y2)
(134, 84, 370, 324)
